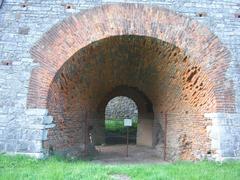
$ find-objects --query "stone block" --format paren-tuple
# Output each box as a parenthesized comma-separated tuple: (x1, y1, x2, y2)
(0, 142, 5, 152)
(17, 141, 29, 152)
(18, 27, 30, 35)
(28, 141, 42, 153)
(6, 143, 16, 152)
(26, 109, 48, 116)
(43, 116, 53, 125)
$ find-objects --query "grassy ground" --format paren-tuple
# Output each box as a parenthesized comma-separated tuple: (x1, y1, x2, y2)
(0, 155, 240, 180)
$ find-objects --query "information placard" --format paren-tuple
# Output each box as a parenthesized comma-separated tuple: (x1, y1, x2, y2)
(124, 118, 132, 127)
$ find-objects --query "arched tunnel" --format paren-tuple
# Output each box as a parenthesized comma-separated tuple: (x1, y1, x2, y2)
(44, 35, 215, 160)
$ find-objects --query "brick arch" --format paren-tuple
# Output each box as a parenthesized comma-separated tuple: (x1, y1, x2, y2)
(27, 3, 233, 112)
(98, 86, 153, 114)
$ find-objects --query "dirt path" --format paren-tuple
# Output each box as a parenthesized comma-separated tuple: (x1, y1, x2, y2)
(92, 145, 166, 164)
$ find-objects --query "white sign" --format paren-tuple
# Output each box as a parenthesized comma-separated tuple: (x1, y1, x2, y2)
(124, 119, 132, 127)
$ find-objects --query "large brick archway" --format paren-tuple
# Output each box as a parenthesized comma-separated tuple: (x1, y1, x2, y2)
(27, 4, 234, 160)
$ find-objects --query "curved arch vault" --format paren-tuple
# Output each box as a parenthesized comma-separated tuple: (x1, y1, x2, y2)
(27, 4, 235, 160)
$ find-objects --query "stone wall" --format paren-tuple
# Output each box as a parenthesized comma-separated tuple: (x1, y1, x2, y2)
(105, 96, 138, 119)
(0, 1, 239, 161)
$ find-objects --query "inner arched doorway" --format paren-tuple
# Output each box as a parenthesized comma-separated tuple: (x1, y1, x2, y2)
(27, 4, 233, 161)
(104, 96, 138, 145)
(100, 86, 155, 147)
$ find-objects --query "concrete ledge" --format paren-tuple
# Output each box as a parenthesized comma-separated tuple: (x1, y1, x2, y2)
(26, 109, 49, 116)
(205, 112, 240, 161)
(204, 113, 240, 126)
(1, 152, 45, 159)
(217, 156, 240, 162)
(20, 124, 55, 130)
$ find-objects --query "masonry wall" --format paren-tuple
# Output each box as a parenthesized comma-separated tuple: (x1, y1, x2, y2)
(105, 96, 138, 120)
(0, 0, 239, 160)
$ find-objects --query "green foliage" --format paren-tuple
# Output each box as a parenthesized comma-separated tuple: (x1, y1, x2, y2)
(105, 119, 137, 135)
(0, 155, 240, 180)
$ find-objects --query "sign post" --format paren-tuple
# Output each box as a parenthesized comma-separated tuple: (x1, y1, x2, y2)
(124, 118, 132, 157)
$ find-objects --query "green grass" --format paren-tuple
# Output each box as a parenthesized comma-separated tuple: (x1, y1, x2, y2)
(105, 119, 137, 135)
(0, 154, 240, 180)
